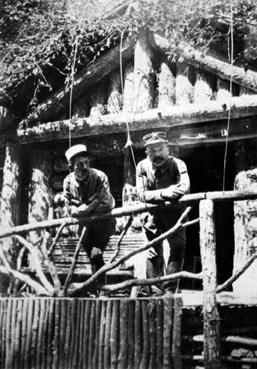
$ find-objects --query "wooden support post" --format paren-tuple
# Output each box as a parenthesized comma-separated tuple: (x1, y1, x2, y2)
(158, 62, 176, 110)
(175, 63, 194, 106)
(89, 85, 106, 118)
(107, 71, 122, 114)
(233, 166, 257, 295)
(0, 142, 23, 295)
(27, 150, 53, 247)
(133, 29, 154, 113)
(193, 69, 214, 104)
(199, 199, 221, 369)
(172, 295, 183, 369)
(123, 62, 134, 113)
(216, 78, 233, 101)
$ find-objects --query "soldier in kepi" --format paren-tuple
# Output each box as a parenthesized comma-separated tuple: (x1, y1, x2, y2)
(63, 144, 116, 294)
(136, 132, 190, 296)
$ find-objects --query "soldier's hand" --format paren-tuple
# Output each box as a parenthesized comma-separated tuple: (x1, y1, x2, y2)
(138, 191, 146, 203)
(70, 205, 79, 217)
(77, 204, 89, 216)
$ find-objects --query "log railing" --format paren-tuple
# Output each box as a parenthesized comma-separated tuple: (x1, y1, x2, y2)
(1, 190, 257, 369)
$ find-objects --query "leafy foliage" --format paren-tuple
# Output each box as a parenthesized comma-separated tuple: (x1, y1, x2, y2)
(0, 0, 256, 118)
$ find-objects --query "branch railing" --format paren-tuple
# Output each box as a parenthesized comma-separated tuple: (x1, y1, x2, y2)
(1, 190, 257, 368)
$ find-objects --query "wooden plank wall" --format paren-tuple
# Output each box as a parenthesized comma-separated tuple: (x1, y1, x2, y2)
(0, 297, 177, 369)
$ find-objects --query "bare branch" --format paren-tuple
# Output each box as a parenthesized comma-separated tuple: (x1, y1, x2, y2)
(68, 207, 197, 296)
(217, 250, 257, 293)
(102, 271, 203, 292)
(13, 235, 54, 295)
(0, 250, 49, 295)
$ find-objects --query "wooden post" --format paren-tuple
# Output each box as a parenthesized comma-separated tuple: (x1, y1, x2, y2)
(158, 62, 176, 110)
(199, 199, 221, 369)
(27, 150, 53, 247)
(89, 85, 106, 119)
(107, 71, 122, 114)
(0, 142, 23, 295)
(216, 78, 237, 101)
(233, 167, 257, 295)
(122, 62, 134, 113)
(133, 29, 154, 113)
(175, 63, 194, 106)
(193, 69, 214, 104)
(172, 295, 183, 369)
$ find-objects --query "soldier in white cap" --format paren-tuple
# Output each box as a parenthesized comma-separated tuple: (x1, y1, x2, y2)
(136, 132, 190, 296)
(63, 144, 116, 293)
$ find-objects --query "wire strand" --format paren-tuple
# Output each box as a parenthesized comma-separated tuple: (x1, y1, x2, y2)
(222, 0, 234, 192)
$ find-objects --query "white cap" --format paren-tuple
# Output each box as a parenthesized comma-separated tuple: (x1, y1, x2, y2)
(65, 144, 88, 162)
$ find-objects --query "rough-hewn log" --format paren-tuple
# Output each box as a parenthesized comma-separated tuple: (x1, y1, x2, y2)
(217, 292, 257, 305)
(158, 62, 176, 109)
(216, 78, 232, 101)
(72, 97, 88, 118)
(122, 62, 134, 113)
(19, 37, 135, 128)
(175, 117, 257, 146)
(172, 296, 183, 369)
(0, 142, 23, 295)
(175, 63, 194, 105)
(107, 71, 122, 114)
(27, 150, 53, 248)
(233, 168, 257, 295)
(193, 69, 214, 103)
(2, 190, 257, 240)
(150, 33, 257, 93)
(133, 29, 154, 112)
(89, 85, 106, 118)
(199, 199, 221, 369)
(17, 94, 257, 144)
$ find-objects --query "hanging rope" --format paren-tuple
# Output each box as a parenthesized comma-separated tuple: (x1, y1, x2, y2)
(222, 0, 234, 191)
(69, 35, 79, 148)
(120, 30, 137, 171)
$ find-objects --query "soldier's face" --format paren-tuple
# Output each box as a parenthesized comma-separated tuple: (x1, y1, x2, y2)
(146, 143, 169, 167)
(73, 155, 90, 180)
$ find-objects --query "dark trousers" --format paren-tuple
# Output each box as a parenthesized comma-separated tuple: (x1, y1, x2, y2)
(143, 211, 186, 293)
(78, 218, 116, 285)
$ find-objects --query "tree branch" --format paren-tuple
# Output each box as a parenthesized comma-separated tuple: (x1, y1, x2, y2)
(216, 250, 257, 293)
(67, 207, 198, 296)
(0, 250, 49, 296)
(13, 235, 54, 295)
(102, 271, 202, 292)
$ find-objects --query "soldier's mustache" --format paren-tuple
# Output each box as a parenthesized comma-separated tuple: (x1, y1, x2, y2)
(153, 156, 164, 162)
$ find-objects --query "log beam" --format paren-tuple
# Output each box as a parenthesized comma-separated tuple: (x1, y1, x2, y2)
(1, 190, 257, 240)
(150, 33, 257, 93)
(199, 199, 221, 369)
(19, 37, 135, 128)
(17, 94, 257, 144)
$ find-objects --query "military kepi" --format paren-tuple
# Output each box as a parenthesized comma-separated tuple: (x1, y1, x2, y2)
(143, 131, 168, 146)
(65, 144, 88, 162)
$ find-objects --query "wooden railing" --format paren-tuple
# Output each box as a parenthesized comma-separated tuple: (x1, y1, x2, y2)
(1, 190, 257, 369)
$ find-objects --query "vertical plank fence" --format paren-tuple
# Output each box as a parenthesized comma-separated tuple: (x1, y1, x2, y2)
(0, 297, 179, 369)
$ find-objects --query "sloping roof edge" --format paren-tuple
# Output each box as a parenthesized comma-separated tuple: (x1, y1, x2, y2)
(17, 94, 257, 144)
